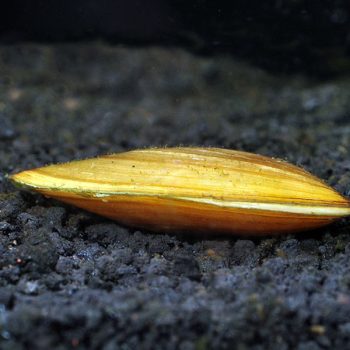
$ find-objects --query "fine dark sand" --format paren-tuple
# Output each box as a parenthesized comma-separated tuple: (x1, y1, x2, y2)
(1, 44, 350, 349)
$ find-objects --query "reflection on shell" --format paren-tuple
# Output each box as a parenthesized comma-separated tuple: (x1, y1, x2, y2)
(10, 147, 350, 235)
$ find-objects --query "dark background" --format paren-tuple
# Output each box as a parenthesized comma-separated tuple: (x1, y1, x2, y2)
(1, 0, 350, 75)
(2, 2, 350, 349)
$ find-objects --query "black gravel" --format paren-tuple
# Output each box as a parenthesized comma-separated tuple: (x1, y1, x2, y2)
(1, 44, 350, 349)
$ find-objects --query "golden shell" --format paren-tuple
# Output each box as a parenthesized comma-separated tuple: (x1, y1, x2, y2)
(10, 147, 350, 235)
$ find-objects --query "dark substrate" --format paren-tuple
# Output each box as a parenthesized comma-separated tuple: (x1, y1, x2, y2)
(1, 44, 350, 349)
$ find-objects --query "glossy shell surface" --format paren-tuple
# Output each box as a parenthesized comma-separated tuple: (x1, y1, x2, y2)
(10, 147, 350, 235)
